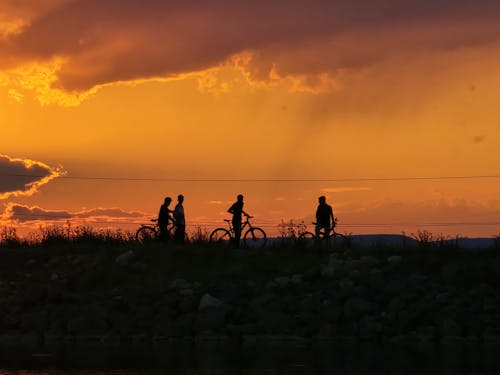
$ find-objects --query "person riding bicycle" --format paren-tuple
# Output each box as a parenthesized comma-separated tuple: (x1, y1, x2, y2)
(158, 196, 174, 241)
(228, 194, 249, 247)
(315, 195, 335, 238)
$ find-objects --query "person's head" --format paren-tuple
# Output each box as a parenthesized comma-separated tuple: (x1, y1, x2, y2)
(178, 194, 184, 203)
(164, 197, 172, 205)
(237, 194, 244, 202)
(318, 196, 326, 204)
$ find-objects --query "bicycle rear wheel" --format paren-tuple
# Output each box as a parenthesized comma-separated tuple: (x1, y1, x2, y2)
(331, 232, 349, 249)
(136, 226, 158, 243)
(297, 231, 315, 250)
(209, 228, 231, 245)
(243, 227, 267, 249)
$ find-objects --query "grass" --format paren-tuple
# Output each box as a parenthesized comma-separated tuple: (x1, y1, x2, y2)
(1, 224, 499, 286)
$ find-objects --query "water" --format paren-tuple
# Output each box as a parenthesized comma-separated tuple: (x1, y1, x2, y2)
(1, 340, 499, 374)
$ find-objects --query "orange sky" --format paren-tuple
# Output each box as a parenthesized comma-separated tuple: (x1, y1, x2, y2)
(1, 1, 499, 237)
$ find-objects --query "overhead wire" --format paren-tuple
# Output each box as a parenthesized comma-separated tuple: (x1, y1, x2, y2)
(3, 173, 500, 182)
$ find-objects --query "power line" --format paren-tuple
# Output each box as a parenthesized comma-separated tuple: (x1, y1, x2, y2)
(3, 173, 500, 182)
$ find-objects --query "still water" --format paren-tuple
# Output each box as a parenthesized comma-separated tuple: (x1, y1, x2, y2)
(0, 341, 499, 374)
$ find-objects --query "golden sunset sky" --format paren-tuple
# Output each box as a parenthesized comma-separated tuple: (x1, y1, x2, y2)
(1, 0, 499, 237)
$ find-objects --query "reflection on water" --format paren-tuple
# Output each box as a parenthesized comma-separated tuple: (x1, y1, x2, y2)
(1, 341, 500, 374)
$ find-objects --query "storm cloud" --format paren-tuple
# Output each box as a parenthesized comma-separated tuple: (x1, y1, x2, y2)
(1, 0, 500, 92)
(0, 154, 63, 199)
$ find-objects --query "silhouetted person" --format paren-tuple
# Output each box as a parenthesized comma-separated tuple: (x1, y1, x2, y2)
(228, 194, 249, 247)
(158, 196, 173, 241)
(316, 195, 334, 238)
(174, 194, 185, 243)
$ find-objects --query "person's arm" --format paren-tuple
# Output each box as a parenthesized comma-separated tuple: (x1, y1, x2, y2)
(228, 203, 235, 215)
(330, 207, 335, 227)
(242, 210, 250, 218)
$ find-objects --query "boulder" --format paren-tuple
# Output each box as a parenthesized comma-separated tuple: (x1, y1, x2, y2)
(115, 250, 135, 266)
(199, 293, 224, 310)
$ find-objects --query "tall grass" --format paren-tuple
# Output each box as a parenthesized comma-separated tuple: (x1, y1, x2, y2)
(0, 223, 134, 248)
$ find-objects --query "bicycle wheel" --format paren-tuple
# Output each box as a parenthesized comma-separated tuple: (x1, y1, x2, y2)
(209, 228, 231, 245)
(331, 232, 349, 249)
(136, 226, 158, 243)
(297, 231, 316, 250)
(243, 227, 267, 249)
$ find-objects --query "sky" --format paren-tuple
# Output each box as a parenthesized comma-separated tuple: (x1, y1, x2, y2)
(1, 0, 500, 238)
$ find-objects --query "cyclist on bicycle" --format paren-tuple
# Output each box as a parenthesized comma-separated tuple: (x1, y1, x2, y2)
(315, 196, 334, 238)
(158, 196, 174, 241)
(228, 194, 249, 247)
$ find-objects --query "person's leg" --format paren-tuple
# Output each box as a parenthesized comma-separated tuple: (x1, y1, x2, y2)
(315, 223, 322, 238)
(175, 225, 185, 243)
(180, 225, 186, 243)
(233, 220, 241, 247)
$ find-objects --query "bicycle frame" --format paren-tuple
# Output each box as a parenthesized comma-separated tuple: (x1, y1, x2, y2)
(224, 217, 252, 236)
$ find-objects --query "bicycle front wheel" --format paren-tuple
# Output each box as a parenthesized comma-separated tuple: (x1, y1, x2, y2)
(136, 226, 158, 243)
(297, 231, 315, 250)
(243, 227, 267, 249)
(209, 228, 231, 245)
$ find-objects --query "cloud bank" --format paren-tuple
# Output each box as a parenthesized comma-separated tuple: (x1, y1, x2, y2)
(0, 154, 63, 199)
(1, 0, 500, 98)
(1, 203, 148, 223)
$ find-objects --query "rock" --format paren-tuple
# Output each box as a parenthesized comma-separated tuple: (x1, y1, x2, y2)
(291, 274, 303, 284)
(348, 269, 361, 281)
(360, 256, 379, 267)
(388, 296, 406, 312)
(20, 311, 48, 333)
(26, 259, 37, 266)
(358, 316, 382, 339)
(274, 276, 290, 288)
(417, 325, 437, 341)
(339, 278, 355, 296)
(441, 262, 462, 284)
(153, 318, 173, 337)
(387, 255, 402, 265)
(169, 279, 191, 291)
(434, 292, 452, 306)
(259, 311, 291, 334)
(173, 313, 194, 337)
(179, 288, 193, 297)
(321, 265, 335, 278)
(199, 293, 224, 310)
(67, 314, 108, 335)
(343, 297, 372, 319)
(196, 305, 230, 332)
(179, 297, 195, 313)
(441, 318, 462, 337)
(115, 250, 135, 266)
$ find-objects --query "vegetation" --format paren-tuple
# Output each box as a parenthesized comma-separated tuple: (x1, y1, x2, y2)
(1, 224, 500, 341)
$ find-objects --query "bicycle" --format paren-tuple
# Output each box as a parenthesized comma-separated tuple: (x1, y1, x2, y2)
(135, 219, 175, 243)
(209, 216, 267, 249)
(297, 219, 349, 250)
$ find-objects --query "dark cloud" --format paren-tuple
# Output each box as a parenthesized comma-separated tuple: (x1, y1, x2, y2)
(2, 0, 500, 91)
(2, 203, 147, 223)
(0, 154, 62, 199)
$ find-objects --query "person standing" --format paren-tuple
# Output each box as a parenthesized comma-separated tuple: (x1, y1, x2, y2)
(315, 195, 335, 238)
(158, 196, 173, 241)
(173, 194, 185, 243)
(228, 194, 249, 247)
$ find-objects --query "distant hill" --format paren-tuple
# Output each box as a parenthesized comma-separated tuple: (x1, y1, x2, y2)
(350, 234, 497, 249)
